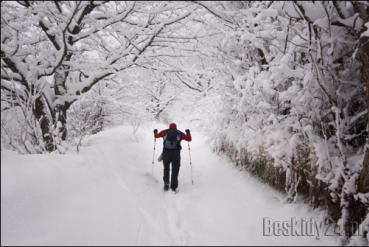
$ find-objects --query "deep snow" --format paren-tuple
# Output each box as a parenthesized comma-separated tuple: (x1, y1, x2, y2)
(1, 125, 338, 245)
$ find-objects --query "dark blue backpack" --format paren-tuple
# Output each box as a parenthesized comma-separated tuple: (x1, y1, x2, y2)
(164, 129, 181, 150)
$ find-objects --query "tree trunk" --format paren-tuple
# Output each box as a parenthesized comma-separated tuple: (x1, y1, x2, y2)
(33, 96, 55, 151)
(359, 150, 369, 193)
(54, 103, 68, 140)
(54, 67, 70, 141)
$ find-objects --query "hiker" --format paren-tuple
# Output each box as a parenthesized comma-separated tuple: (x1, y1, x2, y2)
(153, 123, 192, 192)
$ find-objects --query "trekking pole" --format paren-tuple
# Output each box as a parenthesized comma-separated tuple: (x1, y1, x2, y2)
(152, 137, 156, 175)
(188, 142, 194, 185)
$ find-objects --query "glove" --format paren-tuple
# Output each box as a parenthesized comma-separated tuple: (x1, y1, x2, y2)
(185, 129, 190, 133)
(153, 129, 158, 134)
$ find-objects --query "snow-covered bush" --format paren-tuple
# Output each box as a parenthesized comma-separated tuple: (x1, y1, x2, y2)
(67, 96, 106, 152)
(1, 103, 44, 154)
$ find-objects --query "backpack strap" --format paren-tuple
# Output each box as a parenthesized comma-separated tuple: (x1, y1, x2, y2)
(163, 129, 169, 141)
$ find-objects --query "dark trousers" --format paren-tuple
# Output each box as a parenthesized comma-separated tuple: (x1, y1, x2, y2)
(162, 149, 181, 190)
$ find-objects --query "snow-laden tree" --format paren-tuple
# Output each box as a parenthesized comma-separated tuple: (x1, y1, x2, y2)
(1, 1, 197, 152)
(196, 1, 369, 244)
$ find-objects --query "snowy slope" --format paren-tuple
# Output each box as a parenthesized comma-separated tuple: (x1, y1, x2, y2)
(1, 125, 338, 245)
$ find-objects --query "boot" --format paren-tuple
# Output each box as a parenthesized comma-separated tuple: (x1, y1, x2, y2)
(163, 184, 169, 191)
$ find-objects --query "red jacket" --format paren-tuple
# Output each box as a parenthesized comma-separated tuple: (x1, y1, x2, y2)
(154, 129, 192, 142)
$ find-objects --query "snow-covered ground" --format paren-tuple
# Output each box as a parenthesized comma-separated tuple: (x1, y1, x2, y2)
(1, 125, 338, 245)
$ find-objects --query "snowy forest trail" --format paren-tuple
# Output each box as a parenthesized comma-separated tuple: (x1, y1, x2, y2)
(2, 125, 337, 245)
